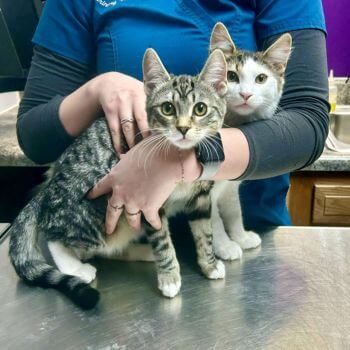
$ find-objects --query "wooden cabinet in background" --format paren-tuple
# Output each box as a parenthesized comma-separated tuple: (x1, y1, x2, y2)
(313, 184, 350, 225)
(288, 172, 350, 226)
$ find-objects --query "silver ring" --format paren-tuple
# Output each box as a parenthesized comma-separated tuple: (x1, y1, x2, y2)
(108, 200, 124, 212)
(120, 118, 134, 125)
(125, 209, 141, 216)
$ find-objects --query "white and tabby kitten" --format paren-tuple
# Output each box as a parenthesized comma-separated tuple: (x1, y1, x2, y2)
(209, 23, 293, 260)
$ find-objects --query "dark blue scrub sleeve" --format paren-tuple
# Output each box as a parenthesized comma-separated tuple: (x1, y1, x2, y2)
(17, 30, 329, 177)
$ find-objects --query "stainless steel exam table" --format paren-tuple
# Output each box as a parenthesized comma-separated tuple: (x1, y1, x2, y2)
(1, 223, 350, 350)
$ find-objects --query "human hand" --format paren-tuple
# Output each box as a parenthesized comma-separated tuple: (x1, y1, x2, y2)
(88, 140, 201, 234)
(88, 72, 150, 154)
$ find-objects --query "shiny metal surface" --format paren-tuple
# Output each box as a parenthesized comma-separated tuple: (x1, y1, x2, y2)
(1, 226, 350, 350)
(330, 106, 350, 144)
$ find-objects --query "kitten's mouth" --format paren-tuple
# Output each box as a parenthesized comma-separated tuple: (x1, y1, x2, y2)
(237, 103, 251, 108)
(234, 103, 256, 114)
(177, 138, 193, 145)
(228, 99, 253, 110)
(171, 136, 196, 149)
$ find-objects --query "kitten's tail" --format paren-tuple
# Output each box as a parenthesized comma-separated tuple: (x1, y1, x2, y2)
(8, 201, 100, 310)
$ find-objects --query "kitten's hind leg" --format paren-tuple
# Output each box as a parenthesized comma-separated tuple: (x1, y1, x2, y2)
(212, 201, 242, 261)
(145, 216, 181, 298)
(227, 223, 261, 251)
(48, 241, 97, 283)
(218, 183, 261, 250)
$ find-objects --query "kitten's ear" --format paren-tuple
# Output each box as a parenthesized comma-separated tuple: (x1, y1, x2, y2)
(143, 48, 171, 95)
(210, 22, 236, 57)
(199, 49, 227, 96)
(263, 33, 292, 73)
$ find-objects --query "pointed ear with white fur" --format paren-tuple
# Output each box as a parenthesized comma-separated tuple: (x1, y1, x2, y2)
(199, 49, 227, 96)
(210, 22, 236, 57)
(263, 33, 292, 73)
(142, 48, 171, 95)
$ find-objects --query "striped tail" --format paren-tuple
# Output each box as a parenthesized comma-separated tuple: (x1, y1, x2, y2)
(8, 201, 99, 310)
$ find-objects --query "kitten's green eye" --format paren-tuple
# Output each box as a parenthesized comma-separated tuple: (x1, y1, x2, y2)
(255, 73, 268, 84)
(193, 102, 207, 117)
(227, 71, 239, 83)
(161, 102, 175, 116)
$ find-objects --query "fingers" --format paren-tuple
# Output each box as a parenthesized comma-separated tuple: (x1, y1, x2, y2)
(143, 208, 162, 231)
(105, 198, 124, 234)
(90, 183, 162, 233)
(119, 94, 136, 149)
(101, 87, 148, 151)
(107, 116, 122, 155)
(88, 174, 113, 199)
(133, 96, 150, 139)
(124, 205, 142, 232)
(101, 96, 122, 155)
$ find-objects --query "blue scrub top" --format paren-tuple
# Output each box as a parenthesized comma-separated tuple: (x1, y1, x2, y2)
(33, 0, 326, 232)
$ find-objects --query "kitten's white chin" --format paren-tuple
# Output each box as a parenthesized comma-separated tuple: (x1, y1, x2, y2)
(232, 104, 255, 116)
(173, 139, 197, 149)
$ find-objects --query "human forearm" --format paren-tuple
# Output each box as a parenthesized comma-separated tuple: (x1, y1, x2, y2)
(236, 97, 329, 180)
(18, 45, 149, 164)
(17, 46, 92, 164)
(179, 128, 249, 182)
(184, 29, 329, 182)
(59, 78, 102, 137)
(236, 29, 329, 180)
(212, 128, 249, 180)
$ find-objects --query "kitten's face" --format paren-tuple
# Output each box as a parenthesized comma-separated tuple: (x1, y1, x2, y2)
(210, 23, 292, 119)
(143, 49, 227, 149)
(224, 55, 282, 117)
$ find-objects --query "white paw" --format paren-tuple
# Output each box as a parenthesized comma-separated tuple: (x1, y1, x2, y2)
(72, 263, 97, 283)
(235, 231, 262, 250)
(158, 274, 181, 298)
(208, 260, 226, 279)
(214, 240, 243, 261)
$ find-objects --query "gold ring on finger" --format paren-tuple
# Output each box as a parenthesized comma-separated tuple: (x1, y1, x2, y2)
(108, 200, 124, 212)
(120, 118, 134, 125)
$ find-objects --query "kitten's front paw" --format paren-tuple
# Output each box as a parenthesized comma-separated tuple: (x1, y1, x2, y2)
(72, 263, 97, 283)
(235, 231, 261, 250)
(158, 272, 181, 298)
(202, 260, 226, 280)
(214, 240, 243, 261)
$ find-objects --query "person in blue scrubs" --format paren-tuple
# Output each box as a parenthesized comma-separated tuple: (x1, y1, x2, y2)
(17, 0, 329, 233)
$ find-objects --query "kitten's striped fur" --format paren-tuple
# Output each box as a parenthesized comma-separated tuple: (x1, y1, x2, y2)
(8, 48, 228, 309)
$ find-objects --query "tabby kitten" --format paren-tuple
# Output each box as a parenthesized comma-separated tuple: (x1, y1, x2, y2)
(209, 23, 293, 261)
(9, 48, 228, 309)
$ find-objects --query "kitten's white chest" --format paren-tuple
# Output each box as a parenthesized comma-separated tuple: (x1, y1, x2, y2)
(165, 182, 195, 214)
(170, 182, 193, 200)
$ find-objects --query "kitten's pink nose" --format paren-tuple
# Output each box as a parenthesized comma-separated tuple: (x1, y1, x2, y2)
(239, 92, 252, 101)
(177, 126, 189, 136)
